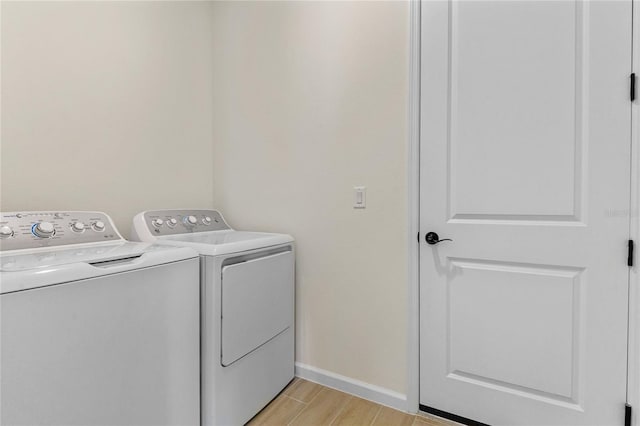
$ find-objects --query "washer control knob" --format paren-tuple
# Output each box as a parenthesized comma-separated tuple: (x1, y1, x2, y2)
(34, 222, 55, 238)
(92, 221, 106, 232)
(167, 218, 178, 227)
(71, 222, 85, 233)
(0, 225, 14, 239)
(203, 216, 212, 225)
(152, 219, 164, 228)
(185, 215, 197, 225)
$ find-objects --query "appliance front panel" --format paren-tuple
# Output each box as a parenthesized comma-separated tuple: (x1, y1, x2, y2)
(220, 250, 294, 366)
(0, 258, 200, 426)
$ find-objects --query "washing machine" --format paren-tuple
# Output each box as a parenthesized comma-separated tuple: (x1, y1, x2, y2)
(131, 209, 294, 426)
(0, 211, 201, 426)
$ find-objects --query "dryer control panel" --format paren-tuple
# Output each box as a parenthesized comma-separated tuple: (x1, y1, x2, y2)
(139, 209, 230, 237)
(0, 211, 122, 252)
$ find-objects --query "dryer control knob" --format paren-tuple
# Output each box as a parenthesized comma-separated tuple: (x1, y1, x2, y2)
(71, 222, 85, 233)
(152, 219, 164, 228)
(203, 216, 212, 225)
(92, 221, 106, 232)
(34, 222, 55, 238)
(0, 225, 14, 239)
(167, 218, 178, 227)
(185, 215, 197, 225)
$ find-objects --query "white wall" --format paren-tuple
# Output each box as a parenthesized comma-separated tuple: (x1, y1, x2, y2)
(1, 0, 411, 398)
(0, 1, 215, 237)
(211, 1, 409, 394)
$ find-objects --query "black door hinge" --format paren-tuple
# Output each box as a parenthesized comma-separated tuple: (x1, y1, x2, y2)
(629, 240, 635, 267)
(631, 73, 636, 102)
(625, 404, 632, 426)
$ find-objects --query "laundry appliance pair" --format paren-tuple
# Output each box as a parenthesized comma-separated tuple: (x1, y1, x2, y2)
(0, 209, 294, 426)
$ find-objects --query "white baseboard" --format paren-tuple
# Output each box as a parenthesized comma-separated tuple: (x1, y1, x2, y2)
(294, 362, 410, 413)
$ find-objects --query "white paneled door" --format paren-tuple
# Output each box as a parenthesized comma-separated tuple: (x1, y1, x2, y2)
(419, 1, 633, 425)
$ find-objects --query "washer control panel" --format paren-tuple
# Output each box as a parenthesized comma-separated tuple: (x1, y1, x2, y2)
(142, 210, 229, 236)
(0, 211, 122, 251)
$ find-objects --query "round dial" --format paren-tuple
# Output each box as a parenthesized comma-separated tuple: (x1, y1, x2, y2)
(185, 215, 197, 225)
(152, 219, 164, 228)
(33, 221, 55, 238)
(92, 221, 106, 232)
(167, 218, 178, 227)
(203, 216, 212, 225)
(0, 225, 14, 239)
(71, 222, 85, 233)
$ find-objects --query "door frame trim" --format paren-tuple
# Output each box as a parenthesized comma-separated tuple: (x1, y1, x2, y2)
(629, 1, 639, 422)
(406, 0, 421, 414)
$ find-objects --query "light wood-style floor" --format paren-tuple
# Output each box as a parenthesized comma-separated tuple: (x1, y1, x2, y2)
(247, 378, 460, 426)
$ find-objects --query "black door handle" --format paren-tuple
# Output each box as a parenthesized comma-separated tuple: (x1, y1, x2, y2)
(425, 232, 452, 245)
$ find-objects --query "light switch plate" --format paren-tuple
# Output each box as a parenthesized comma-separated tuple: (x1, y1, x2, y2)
(354, 186, 366, 209)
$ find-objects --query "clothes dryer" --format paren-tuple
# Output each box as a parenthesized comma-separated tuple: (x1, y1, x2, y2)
(131, 209, 294, 426)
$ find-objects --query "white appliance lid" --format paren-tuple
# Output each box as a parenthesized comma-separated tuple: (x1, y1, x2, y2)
(0, 241, 198, 294)
(155, 230, 294, 256)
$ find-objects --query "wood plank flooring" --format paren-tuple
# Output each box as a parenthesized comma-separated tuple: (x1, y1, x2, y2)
(247, 378, 460, 426)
